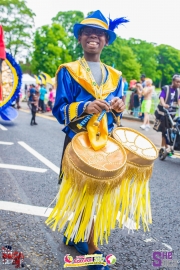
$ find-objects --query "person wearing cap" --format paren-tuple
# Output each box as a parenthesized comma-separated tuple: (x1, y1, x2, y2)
(46, 10, 128, 269)
(154, 74, 180, 155)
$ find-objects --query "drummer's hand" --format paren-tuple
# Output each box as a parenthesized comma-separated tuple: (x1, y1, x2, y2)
(110, 97, 126, 113)
(164, 104, 169, 109)
(85, 100, 110, 114)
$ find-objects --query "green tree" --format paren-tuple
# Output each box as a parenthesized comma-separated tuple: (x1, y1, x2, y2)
(31, 23, 72, 77)
(0, 0, 35, 58)
(156, 44, 180, 86)
(52, 11, 84, 60)
(101, 37, 141, 81)
(127, 38, 158, 82)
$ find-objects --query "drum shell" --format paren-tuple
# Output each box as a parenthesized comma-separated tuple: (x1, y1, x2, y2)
(68, 131, 127, 179)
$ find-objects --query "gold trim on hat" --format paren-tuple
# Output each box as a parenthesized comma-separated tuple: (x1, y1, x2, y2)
(81, 18, 108, 30)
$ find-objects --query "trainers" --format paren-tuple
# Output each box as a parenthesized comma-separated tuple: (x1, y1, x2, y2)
(140, 124, 146, 129)
(167, 152, 176, 158)
(146, 125, 151, 129)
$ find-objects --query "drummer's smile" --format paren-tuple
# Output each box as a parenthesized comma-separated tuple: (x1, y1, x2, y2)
(78, 27, 108, 58)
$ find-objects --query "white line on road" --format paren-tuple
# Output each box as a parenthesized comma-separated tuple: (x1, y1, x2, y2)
(0, 201, 52, 217)
(18, 141, 59, 175)
(0, 124, 7, 130)
(0, 164, 47, 173)
(0, 141, 14, 145)
(0, 200, 137, 230)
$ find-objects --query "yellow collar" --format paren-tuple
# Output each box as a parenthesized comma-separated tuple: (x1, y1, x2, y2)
(56, 60, 122, 99)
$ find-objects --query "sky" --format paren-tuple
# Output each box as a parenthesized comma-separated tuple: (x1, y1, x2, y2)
(26, 0, 180, 50)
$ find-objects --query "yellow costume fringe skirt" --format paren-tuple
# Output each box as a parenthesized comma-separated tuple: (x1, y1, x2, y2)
(45, 129, 158, 245)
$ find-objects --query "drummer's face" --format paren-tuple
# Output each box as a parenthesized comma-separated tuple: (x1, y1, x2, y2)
(78, 27, 108, 59)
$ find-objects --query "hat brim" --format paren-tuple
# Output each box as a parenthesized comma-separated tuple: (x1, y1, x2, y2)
(73, 23, 116, 45)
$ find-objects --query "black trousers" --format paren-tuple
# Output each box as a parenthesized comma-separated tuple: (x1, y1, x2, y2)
(58, 135, 72, 184)
(39, 99, 45, 112)
(31, 110, 36, 123)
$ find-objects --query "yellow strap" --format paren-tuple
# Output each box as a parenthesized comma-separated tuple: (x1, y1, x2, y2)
(87, 113, 108, 151)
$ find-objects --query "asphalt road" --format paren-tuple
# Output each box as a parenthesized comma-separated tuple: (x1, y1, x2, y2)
(0, 110, 180, 270)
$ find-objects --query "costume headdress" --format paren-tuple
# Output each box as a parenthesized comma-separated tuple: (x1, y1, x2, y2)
(73, 10, 129, 44)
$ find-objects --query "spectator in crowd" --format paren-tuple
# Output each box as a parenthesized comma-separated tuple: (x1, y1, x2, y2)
(28, 84, 36, 109)
(133, 82, 143, 118)
(30, 94, 39, 126)
(154, 74, 180, 154)
(140, 74, 146, 88)
(122, 77, 128, 104)
(140, 79, 154, 131)
(48, 88, 54, 110)
(39, 84, 47, 113)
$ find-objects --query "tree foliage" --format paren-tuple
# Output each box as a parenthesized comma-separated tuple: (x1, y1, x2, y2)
(101, 37, 141, 81)
(127, 38, 158, 82)
(52, 11, 84, 61)
(31, 23, 72, 77)
(156, 44, 180, 86)
(0, 0, 35, 58)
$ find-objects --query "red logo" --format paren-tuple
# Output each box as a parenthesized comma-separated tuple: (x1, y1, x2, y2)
(2, 246, 25, 268)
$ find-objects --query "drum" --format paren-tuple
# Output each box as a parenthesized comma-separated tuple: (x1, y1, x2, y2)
(112, 127, 158, 231)
(46, 132, 127, 245)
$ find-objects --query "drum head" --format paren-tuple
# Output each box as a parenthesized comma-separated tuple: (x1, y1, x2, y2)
(69, 132, 127, 179)
(113, 127, 158, 165)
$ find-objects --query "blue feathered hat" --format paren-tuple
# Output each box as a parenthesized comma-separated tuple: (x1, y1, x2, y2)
(73, 10, 129, 45)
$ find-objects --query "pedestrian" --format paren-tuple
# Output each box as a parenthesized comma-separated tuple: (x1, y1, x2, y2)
(30, 94, 38, 126)
(154, 74, 180, 155)
(133, 89, 140, 118)
(140, 74, 146, 88)
(28, 84, 36, 109)
(48, 88, 54, 110)
(122, 77, 128, 104)
(140, 78, 154, 131)
(45, 10, 128, 270)
(39, 84, 47, 112)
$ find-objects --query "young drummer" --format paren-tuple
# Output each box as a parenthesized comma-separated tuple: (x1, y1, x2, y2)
(46, 10, 128, 270)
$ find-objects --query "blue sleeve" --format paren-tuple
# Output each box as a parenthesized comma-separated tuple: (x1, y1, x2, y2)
(52, 68, 89, 126)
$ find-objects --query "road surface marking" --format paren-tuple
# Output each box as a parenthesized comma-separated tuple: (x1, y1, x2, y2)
(0, 124, 8, 130)
(18, 141, 59, 175)
(0, 201, 136, 230)
(0, 164, 47, 173)
(0, 201, 52, 217)
(0, 141, 14, 145)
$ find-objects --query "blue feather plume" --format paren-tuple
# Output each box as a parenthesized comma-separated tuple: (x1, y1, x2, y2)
(108, 17, 129, 31)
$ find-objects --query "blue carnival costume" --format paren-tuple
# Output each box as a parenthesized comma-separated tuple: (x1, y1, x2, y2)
(46, 10, 159, 270)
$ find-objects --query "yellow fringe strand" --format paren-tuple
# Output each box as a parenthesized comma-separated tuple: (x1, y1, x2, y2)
(45, 154, 153, 245)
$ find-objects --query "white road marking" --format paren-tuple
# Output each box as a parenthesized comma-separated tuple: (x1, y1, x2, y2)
(18, 141, 59, 175)
(0, 141, 14, 145)
(0, 164, 47, 173)
(0, 201, 52, 217)
(0, 124, 7, 130)
(0, 200, 137, 230)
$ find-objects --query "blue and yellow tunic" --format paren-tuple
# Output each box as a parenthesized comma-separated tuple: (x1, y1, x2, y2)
(53, 60, 123, 139)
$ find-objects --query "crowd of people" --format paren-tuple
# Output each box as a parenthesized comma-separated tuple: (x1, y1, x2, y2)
(123, 74, 155, 131)
(26, 84, 55, 126)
